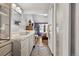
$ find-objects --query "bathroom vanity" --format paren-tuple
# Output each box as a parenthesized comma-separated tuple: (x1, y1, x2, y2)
(10, 3, 35, 56)
(11, 31, 35, 56)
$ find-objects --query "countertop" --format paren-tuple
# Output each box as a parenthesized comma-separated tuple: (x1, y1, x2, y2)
(11, 30, 35, 41)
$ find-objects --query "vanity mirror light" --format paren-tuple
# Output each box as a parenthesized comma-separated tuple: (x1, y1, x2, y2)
(12, 3, 22, 14)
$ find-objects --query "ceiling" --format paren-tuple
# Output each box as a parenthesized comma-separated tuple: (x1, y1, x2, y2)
(18, 3, 50, 14)
(18, 3, 50, 23)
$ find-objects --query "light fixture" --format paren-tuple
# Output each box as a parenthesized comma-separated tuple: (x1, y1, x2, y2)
(12, 3, 16, 9)
(16, 7, 22, 14)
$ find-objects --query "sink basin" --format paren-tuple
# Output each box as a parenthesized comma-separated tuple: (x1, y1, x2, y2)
(11, 32, 30, 39)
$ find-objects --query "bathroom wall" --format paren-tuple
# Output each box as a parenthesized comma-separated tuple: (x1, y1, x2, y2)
(23, 13, 48, 23)
(33, 15, 48, 23)
(11, 8, 26, 33)
(48, 4, 54, 54)
(19, 14, 26, 32)
(11, 9, 21, 32)
(23, 14, 34, 30)
(23, 14, 34, 25)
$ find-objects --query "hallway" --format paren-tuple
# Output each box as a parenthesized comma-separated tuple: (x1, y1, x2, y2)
(0, 3, 77, 56)
(31, 37, 52, 56)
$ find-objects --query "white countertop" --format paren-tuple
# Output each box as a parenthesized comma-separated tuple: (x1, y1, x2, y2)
(11, 30, 35, 41)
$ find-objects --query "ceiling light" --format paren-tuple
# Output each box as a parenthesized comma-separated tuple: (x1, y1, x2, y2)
(12, 4, 16, 9)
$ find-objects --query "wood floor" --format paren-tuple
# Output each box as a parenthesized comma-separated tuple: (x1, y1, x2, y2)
(31, 37, 52, 56)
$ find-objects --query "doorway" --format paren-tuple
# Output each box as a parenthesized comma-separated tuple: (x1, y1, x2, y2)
(34, 23, 48, 46)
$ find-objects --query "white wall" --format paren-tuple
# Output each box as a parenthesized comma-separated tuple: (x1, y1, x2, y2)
(23, 14, 34, 25)
(33, 15, 48, 23)
(23, 14, 35, 30)
(11, 9, 26, 33)
(56, 3, 71, 56)
(48, 4, 54, 54)
(19, 14, 26, 31)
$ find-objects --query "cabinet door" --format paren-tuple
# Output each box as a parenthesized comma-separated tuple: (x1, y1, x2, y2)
(21, 38, 29, 56)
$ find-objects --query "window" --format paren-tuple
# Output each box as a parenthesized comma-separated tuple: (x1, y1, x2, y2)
(39, 24, 48, 33)
(39, 24, 44, 33)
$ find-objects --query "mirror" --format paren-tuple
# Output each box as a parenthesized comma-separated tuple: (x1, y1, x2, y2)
(0, 3, 11, 39)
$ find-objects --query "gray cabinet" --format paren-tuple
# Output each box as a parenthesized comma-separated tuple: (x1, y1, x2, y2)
(12, 31, 35, 56)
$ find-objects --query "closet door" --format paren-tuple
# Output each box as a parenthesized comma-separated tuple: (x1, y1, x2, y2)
(56, 3, 71, 56)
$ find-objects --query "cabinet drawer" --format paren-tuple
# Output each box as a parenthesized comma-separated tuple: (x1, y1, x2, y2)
(0, 44, 11, 56)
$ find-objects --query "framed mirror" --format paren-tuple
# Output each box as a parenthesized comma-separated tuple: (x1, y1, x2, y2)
(0, 3, 11, 40)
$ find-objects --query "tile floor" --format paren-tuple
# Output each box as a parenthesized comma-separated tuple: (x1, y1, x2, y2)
(31, 37, 52, 56)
